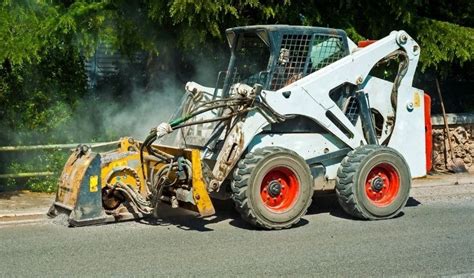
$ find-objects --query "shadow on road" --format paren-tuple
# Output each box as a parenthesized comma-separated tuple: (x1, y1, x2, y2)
(406, 197, 421, 207)
(228, 215, 310, 231)
(306, 194, 359, 220)
(308, 194, 419, 220)
(139, 195, 421, 231)
(141, 198, 311, 231)
(140, 199, 240, 231)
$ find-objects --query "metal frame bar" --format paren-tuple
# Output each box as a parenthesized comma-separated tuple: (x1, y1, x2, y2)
(356, 90, 379, 145)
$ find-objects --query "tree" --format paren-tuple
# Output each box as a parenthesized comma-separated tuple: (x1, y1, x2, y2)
(2, 0, 472, 72)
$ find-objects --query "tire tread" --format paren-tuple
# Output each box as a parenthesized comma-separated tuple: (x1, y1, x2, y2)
(231, 147, 312, 229)
(336, 145, 410, 220)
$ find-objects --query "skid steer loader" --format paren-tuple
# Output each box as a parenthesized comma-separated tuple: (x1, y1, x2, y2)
(48, 25, 432, 229)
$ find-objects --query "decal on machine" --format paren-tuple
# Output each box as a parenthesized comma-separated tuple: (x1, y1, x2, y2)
(413, 91, 421, 108)
(89, 175, 99, 192)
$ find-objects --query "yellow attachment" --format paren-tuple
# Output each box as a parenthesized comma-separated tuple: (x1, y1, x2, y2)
(190, 149, 215, 217)
(101, 138, 215, 216)
(100, 152, 144, 193)
(55, 151, 98, 210)
(52, 137, 215, 225)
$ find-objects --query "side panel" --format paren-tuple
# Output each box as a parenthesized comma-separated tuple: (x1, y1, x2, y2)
(247, 133, 347, 179)
(69, 154, 107, 224)
(363, 77, 427, 177)
(261, 88, 366, 150)
(247, 133, 347, 160)
(387, 87, 426, 177)
(55, 151, 98, 210)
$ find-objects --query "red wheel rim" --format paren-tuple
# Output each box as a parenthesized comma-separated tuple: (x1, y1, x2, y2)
(365, 163, 400, 207)
(260, 167, 299, 212)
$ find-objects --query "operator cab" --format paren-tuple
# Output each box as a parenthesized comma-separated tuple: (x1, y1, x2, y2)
(170, 25, 353, 148)
(221, 25, 351, 96)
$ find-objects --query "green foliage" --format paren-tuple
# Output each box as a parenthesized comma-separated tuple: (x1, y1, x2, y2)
(6, 151, 68, 192)
(417, 19, 474, 70)
(264, 0, 474, 73)
(1, 0, 473, 69)
(141, 0, 291, 49)
(0, 45, 87, 144)
(0, 1, 51, 64)
(0, 0, 112, 65)
(0, 2, 90, 191)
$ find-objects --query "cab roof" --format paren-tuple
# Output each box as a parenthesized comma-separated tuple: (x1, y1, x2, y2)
(226, 25, 345, 35)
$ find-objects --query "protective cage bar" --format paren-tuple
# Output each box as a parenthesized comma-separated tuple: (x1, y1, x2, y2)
(271, 34, 312, 90)
(270, 34, 346, 91)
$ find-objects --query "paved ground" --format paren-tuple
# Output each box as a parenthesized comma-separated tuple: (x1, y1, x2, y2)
(1, 172, 472, 223)
(0, 191, 53, 222)
(0, 175, 473, 277)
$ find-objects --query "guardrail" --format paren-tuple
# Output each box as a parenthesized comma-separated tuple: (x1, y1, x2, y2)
(0, 141, 119, 152)
(0, 172, 55, 179)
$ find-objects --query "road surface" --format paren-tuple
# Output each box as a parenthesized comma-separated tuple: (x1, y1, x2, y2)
(0, 183, 473, 277)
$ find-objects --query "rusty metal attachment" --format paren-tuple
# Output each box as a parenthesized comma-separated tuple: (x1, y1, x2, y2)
(48, 138, 215, 226)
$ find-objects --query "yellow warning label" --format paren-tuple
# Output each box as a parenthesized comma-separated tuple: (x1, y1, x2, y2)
(89, 175, 98, 192)
(413, 92, 421, 108)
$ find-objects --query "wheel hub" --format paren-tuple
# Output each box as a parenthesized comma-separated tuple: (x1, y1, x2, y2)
(365, 163, 401, 207)
(260, 167, 300, 213)
(267, 180, 282, 197)
(370, 176, 384, 192)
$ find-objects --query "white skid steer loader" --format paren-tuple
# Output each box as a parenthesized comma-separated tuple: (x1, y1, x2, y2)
(49, 25, 432, 229)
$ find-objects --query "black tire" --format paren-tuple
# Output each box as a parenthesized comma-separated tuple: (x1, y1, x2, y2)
(336, 145, 411, 220)
(231, 147, 313, 229)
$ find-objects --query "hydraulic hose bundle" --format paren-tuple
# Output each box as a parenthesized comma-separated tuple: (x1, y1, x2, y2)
(139, 83, 288, 177)
(132, 83, 292, 212)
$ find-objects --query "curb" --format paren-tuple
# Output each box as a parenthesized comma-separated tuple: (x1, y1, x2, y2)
(412, 174, 473, 188)
(0, 212, 49, 226)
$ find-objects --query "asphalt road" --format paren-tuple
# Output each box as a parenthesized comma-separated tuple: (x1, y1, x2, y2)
(0, 185, 473, 277)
